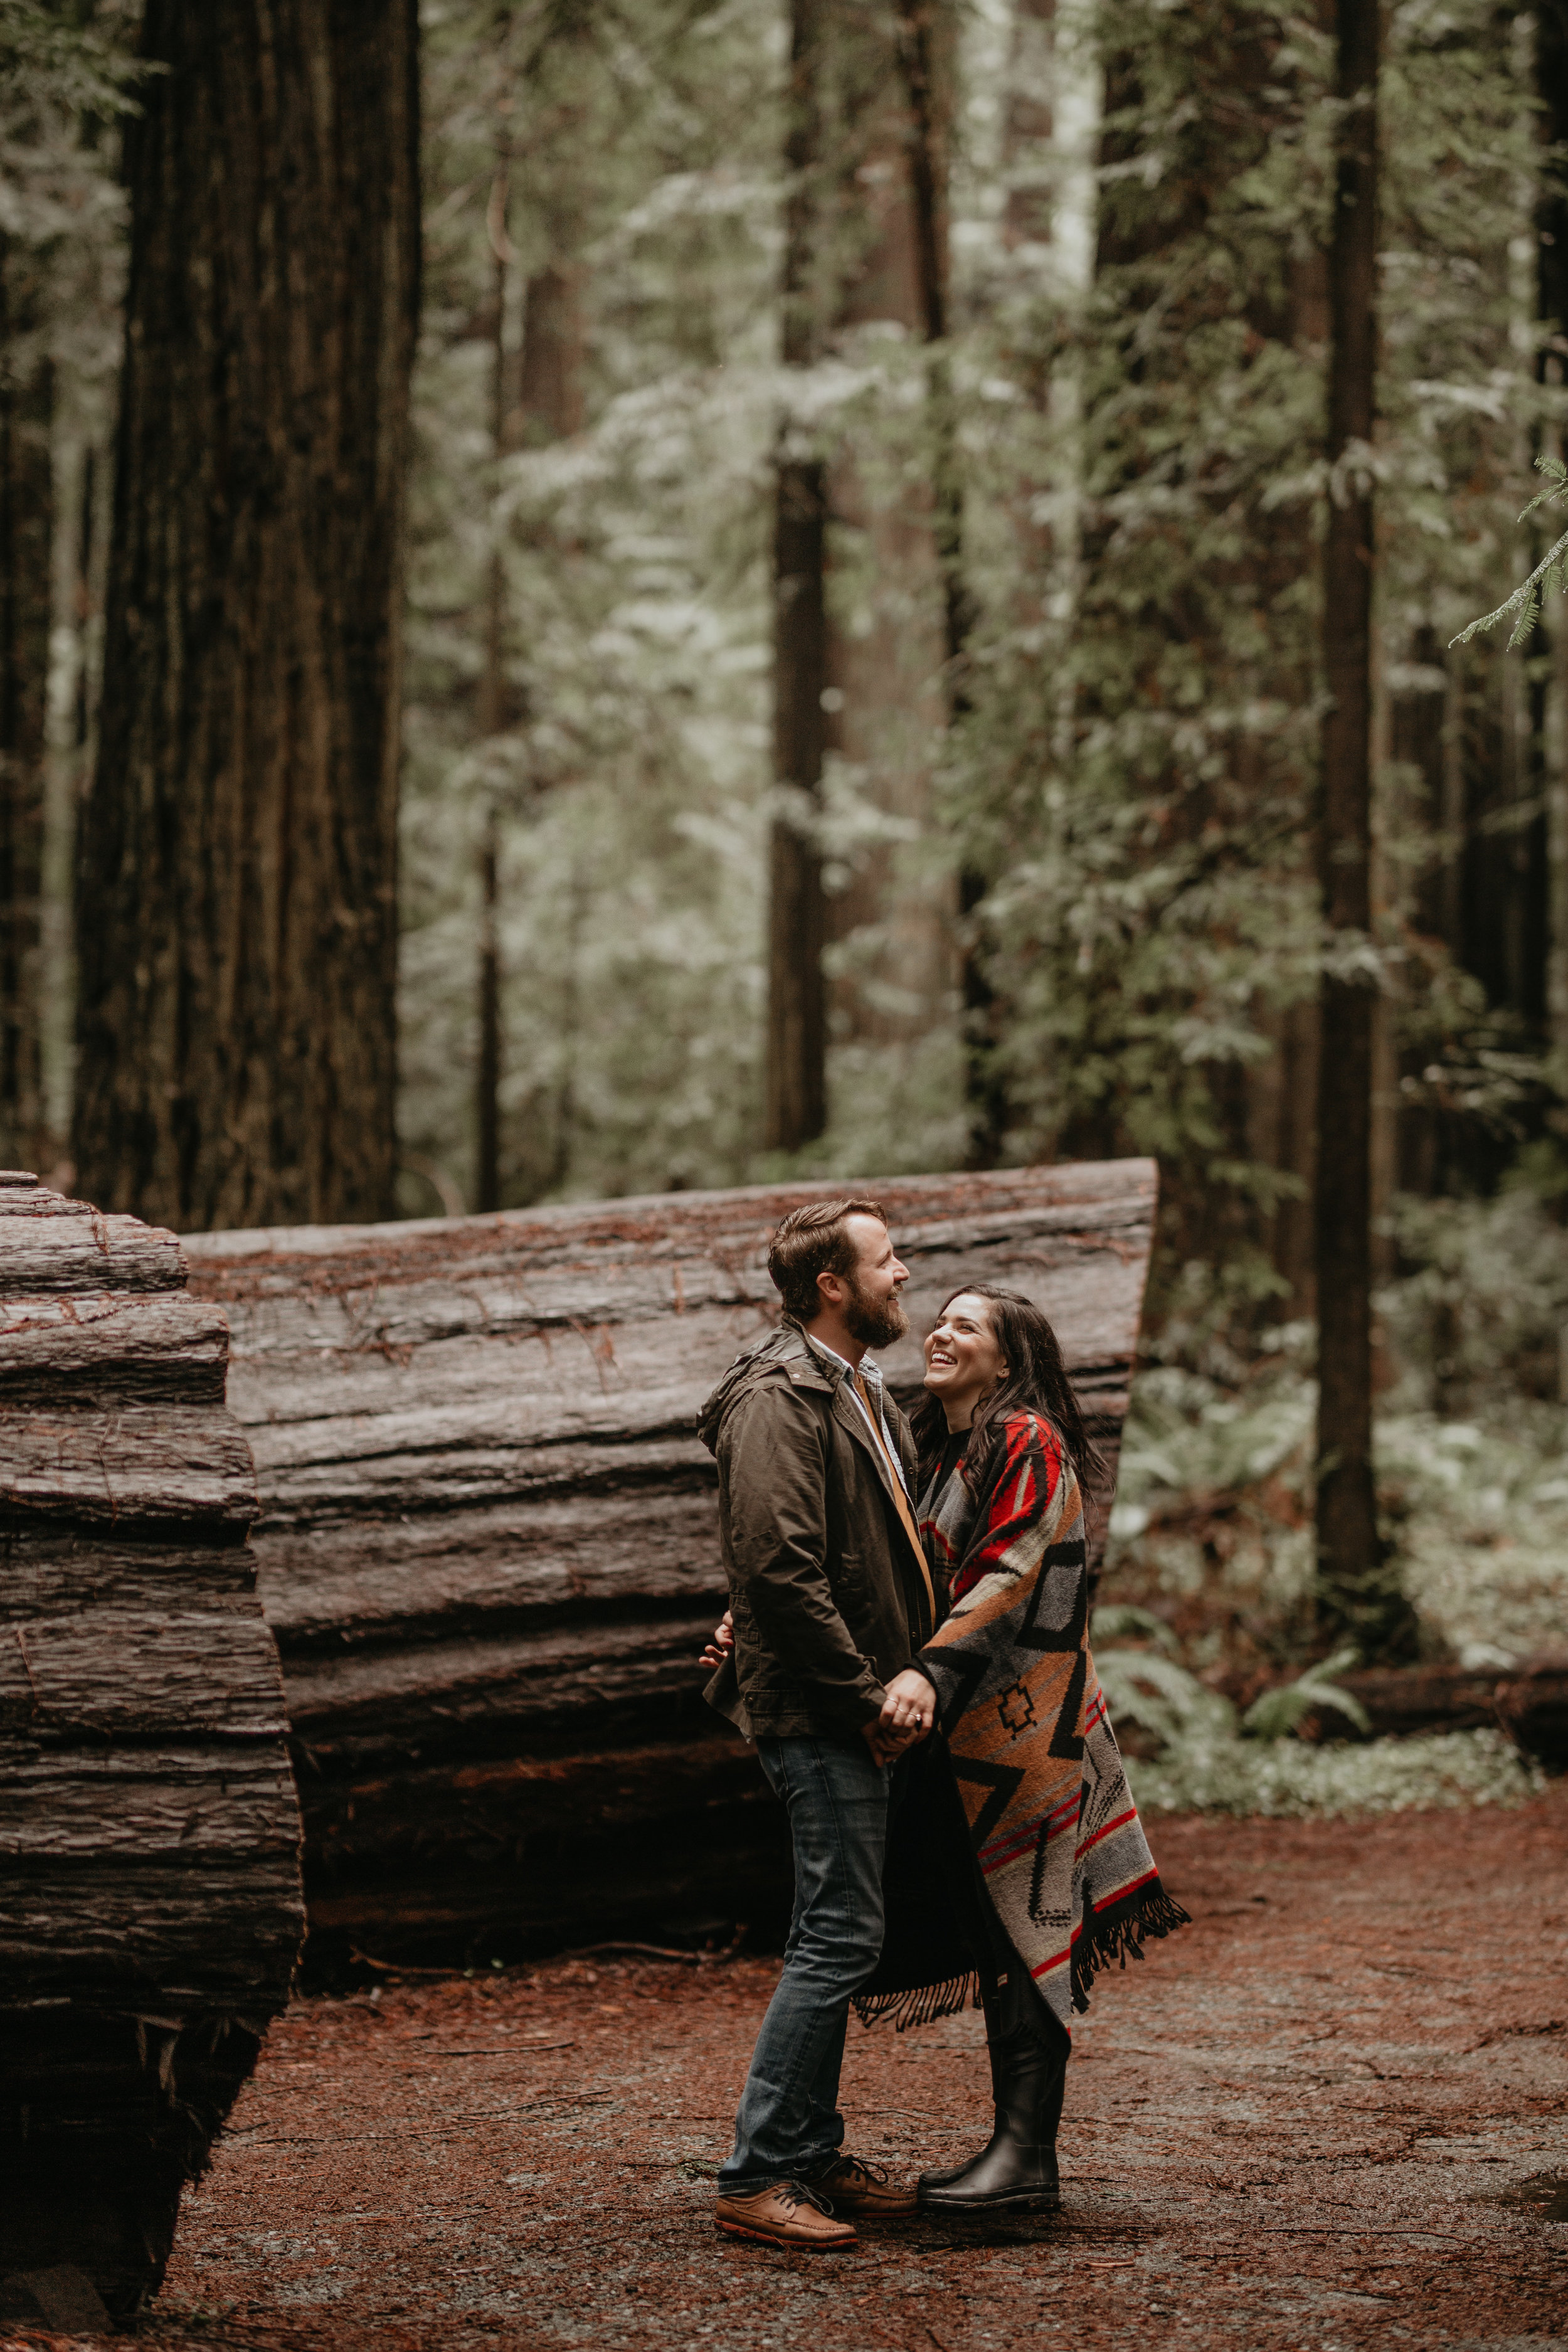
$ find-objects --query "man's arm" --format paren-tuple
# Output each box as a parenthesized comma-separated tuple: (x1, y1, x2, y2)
(723, 1380, 886, 1729)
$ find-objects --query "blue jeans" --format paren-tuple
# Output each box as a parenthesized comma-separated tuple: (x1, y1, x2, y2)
(719, 1734, 894, 2196)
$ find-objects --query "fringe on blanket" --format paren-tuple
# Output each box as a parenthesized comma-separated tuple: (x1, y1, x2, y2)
(1070, 1880, 1192, 2014)
(851, 1971, 982, 2034)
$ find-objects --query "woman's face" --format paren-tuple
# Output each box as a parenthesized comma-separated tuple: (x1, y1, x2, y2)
(922, 1291, 1010, 1428)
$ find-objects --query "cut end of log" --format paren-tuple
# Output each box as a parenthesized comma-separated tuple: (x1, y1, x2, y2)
(0, 1177, 304, 2319)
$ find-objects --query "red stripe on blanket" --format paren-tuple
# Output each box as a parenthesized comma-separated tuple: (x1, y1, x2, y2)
(1092, 1864, 1159, 1911)
(1074, 1805, 1138, 1860)
(1030, 1944, 1074, 1979)
(979, 1793, 1079, 1872)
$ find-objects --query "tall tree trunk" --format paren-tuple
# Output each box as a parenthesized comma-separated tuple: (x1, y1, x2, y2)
(73, 0, 420, 1231)
(0, 234, 52, 1175)
(1314, 0, 1383, 1636)
(820, 5, 955, 1091)
(764, 0, 828, 1150)
(476, 803, 501, 1212)
(475, 159, 512, 1219)
(1537, 1, 1568, 1087)
(898, 0, 1006, 1165)
(517, 265, 585, 442)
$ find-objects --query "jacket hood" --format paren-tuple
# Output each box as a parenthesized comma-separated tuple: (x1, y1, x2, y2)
(696, 1317, 837, 1454)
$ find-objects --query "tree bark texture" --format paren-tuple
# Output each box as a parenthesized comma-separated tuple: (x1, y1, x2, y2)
(765, 0, 829, 1151)
(475, 162, 509, 1217)
(73, 0, 420, 1234)
(472, 179, 510, 1214)
(518, 264, 586, 443)
(1538, 3, 1568, 1086)
(181, 1157, 1158, 1960)
(0, 235, 51, 1176)
(1314, 0, 1382, 1634)
(0, 1173, 303, 2323)
(822, 3, 956, 1062)
(475, 807, 502, 1214)
(766, 460, 829, 1148)
(896, 0, 1004, 1166)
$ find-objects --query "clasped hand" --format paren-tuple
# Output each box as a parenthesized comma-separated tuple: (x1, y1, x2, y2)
(695, 1613, 934, 1763)
(862, 1667, 935, 1765)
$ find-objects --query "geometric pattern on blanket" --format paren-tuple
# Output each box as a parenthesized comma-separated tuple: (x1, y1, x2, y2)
(913, 1409, 1189, 2028)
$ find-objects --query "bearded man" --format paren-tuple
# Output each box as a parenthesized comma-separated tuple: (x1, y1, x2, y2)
(696, 1197, 940, 2253)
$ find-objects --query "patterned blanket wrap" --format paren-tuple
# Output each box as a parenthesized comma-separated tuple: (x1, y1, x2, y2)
(872, 1410, 1187, 2033)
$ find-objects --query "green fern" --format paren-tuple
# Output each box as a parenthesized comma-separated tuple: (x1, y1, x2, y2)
(1241, 1648, 1371, 1741)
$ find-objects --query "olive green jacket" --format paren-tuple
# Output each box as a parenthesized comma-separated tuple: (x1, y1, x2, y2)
(697, 1319, 935, 1739)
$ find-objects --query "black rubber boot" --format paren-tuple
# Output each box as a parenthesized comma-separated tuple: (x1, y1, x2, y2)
(916, 1969, 1067, 2213)
(914, 1980, 1006, 2192)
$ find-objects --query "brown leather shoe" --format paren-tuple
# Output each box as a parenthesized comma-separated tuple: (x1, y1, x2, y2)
(813, 2153, 918, 2219)
(712, 2181, 858, 2251)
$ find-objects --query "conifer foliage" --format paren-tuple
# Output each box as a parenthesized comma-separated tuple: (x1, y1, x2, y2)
(11, 1, 1567, 1631)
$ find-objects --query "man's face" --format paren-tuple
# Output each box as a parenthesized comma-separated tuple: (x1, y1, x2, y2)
(839, 1214, 910, 1349)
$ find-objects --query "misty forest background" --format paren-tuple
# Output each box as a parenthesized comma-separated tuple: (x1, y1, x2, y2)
(3, 0, 1567, 1786)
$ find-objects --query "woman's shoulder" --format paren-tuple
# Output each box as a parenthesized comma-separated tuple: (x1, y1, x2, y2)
(992, 1411, 1081, 1505)
(998, 1408, 1069, 1479)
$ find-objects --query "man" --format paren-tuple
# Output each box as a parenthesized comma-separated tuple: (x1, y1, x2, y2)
(696, 1197, 940, 2253)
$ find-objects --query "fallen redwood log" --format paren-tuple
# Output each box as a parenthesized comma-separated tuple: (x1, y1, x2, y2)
(0, 1174, 304, 2326)
(1307, 1656, 1568, 1764)
(182, 1160, 1158, 1963)
(1495, 1656, 1568, 1763)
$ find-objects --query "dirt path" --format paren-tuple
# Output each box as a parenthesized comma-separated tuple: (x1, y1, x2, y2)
(14, 1784, 1568, 2352)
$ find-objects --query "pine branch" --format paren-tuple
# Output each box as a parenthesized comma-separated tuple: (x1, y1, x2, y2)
(1450, 457, 1568, 650)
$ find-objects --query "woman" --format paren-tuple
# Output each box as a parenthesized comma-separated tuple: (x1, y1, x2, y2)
(856, 1283, 1188, 2215)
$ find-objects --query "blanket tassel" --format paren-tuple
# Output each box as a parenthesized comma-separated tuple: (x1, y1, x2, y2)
(852, 1972, 981, 2034)
(1071, 1880, 1192, 2013)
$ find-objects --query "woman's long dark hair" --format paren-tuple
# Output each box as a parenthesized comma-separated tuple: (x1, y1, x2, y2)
(909, 1283, 1103, 1498)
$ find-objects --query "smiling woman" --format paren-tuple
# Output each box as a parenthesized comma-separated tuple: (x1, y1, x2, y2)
(854, 1281, 1188, 2218)
(921, 1291, 1010, 1432)
(909, 1283, 1100, 1500)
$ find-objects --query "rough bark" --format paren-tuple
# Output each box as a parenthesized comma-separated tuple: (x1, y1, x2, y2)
(474, 166, 509, 1223)
(822, 5, 956, 1066)
(1002, 0, 1055, 248)
(765, 0, 829, 1151)
(765, 460, 829, 1148)
(181, 1159, 1157, 1956)
(475, 804, 502, 1215)
(1539, 4, 1568, 1083)
(0, 1172, 303, 2320)
(1314, 0, 1385, 1639)
(73, 0, 420, 1233)
(518, 264, 586, 442)
(897, 0, 1005, 1165)
(0, 233, 51, 1177)
(0, 1180, 184, 1291)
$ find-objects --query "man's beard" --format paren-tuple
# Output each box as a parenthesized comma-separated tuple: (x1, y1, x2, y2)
(844, 1274, 909, 1351)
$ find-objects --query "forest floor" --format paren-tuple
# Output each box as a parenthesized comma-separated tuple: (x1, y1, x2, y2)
(8, 1783, 1568, 2352)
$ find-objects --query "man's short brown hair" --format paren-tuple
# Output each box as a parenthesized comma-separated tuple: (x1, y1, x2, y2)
(767, 1197, 888, 1324)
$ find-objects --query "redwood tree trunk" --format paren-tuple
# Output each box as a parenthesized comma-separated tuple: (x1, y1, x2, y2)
(1537, 1, 1568, 1084)
(1315, 0, 1381, 1632)
(475, 162, 510, 1220)
(73, 0, 420, 1231)
(764, 0, 828, 1151)
(0, 234, 51, 1175)
(897, 0, 1005, 1163)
